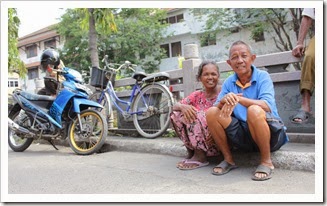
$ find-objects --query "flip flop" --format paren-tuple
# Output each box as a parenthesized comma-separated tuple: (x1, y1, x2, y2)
(251, 164, 273, 181)
(290, 109, 311, 124)
(212, 160, 238, 176)
(176, 158, 189, 168)
(178, 160, 209, 170)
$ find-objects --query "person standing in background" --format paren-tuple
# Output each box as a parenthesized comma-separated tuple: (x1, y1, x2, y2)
(291, 8, 315, 124)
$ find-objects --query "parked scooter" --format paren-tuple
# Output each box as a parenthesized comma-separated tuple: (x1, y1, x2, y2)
(8, 49, 107, 155)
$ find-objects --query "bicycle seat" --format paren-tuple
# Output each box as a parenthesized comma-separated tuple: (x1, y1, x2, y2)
(20, 91, 56, 101)
(143, 72, 170, 83)
(132, 72, 147, 81)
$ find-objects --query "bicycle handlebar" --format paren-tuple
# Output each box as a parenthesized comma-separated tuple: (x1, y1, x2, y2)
(101, 55, 137, 73)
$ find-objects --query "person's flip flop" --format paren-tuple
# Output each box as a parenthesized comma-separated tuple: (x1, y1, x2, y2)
(290, 109, 311, 124)
(178, 160, 209, 170)
(251, 164, 273, 181)
(176, 158, 189, 168)
(212, 160, 238, 176)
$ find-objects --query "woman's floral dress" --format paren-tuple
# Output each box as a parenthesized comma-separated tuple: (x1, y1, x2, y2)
(170, 90, 220, 157)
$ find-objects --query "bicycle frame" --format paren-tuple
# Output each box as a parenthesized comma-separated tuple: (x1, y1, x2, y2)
(97, 79, 146, 118)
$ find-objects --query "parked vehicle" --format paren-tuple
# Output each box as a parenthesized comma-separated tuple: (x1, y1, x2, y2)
(8, 64, 107, 155)
(89, 55, 174, 139)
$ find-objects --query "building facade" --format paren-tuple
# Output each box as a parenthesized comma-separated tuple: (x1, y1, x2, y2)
(17, 24, 63, 93)
(159, 8, 298, 71)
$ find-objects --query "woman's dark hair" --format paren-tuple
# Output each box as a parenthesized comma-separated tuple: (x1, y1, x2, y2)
(196, 60, 220, 81)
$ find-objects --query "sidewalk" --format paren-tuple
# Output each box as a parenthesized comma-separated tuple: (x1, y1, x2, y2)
(99, 132, 315, 172)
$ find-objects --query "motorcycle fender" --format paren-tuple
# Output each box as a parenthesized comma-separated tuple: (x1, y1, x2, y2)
(72, 98, 104, 113)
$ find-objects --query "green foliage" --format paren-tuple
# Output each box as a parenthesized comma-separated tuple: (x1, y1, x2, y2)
(220, 71, 234, 80)
(162, 129, 177, 138)
(55, 9, 90, 73)
(250, 22, 265, 41)
(57, 8, 169, 76)
(8, 8, 26, 77)
(102, 8, 168, 74)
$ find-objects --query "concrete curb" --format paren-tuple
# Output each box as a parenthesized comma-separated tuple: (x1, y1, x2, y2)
(102, 135, 315, 173)
(49, 133, 315, 173)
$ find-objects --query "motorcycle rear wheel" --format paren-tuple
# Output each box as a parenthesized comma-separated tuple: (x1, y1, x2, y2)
(8, 106, 34, 152)
(68, 109, 107, 155)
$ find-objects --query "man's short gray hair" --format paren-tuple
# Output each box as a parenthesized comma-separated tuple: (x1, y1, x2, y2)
(228, 40, 254, 58)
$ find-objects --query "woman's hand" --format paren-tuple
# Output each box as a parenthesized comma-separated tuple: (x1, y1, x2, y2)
(180, 104, 197, 123)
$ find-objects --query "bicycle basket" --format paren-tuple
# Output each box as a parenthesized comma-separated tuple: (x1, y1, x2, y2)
(90, 66, 116, 88)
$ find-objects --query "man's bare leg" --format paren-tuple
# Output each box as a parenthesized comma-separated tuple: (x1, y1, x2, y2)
(206, 107, 236, 174)
(247, 105, 274, 179)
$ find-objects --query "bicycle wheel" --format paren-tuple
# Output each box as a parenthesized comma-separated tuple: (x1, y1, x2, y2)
(89, 91, 112, 129)
(132, 83, 173, 138)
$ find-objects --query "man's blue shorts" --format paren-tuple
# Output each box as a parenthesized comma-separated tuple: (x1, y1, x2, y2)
(225, 113, 289, 152)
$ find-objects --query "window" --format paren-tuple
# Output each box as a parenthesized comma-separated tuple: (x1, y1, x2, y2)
(160, 44, 170, 58)
(26, 45, 37, 58)
(168, 16, 176, 24)
(161, 14, 184, 24)
(171, 42, 181, 57)
(8, 79, 19, 88)
(176, 14, 184, 22)
(251, 23, 265, 42)
(27, 67, 39, 80)
(160, 41, 182, 58)
(200, 33, 216, 47)
(252, 31, 265, 42)
(44, 39, 56, 49)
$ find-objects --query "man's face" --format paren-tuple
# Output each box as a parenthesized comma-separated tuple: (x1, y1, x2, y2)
(227, 44, 256, 76)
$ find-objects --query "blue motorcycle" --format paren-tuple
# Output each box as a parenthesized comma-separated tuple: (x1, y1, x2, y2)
(8, 67, 108, 155)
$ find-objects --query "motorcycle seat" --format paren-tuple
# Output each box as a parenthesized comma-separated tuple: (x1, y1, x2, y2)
(20, 91, 56, 101)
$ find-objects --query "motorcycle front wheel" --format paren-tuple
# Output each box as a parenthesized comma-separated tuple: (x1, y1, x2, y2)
(68, 109, 107, 155)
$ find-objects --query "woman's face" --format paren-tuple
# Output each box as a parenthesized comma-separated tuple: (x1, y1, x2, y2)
(199, 63, 219, 90)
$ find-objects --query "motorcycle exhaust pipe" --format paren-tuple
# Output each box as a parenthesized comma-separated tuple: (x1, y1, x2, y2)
(8, 118, 35, 137)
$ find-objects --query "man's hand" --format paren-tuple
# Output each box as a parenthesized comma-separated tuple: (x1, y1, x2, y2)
(223, 92, 241, 106)
(292, 44, 305, 57)
(220, 103, 236, 118)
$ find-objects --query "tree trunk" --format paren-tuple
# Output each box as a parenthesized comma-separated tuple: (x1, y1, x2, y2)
(88, 8, 99, 68)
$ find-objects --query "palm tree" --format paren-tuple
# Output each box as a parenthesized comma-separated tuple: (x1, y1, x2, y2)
(79, 8, 117, 68)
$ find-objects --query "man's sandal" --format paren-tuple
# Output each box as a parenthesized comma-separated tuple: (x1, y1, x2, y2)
(251, 164, 273, 181)
(212, 160, 238, 176)
(290, 109, 311, 124)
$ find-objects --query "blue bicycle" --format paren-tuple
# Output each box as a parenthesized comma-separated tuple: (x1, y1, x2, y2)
(89, 55, 174, 139)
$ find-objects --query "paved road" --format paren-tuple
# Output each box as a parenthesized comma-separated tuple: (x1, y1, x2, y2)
(6, 143, 319, 202)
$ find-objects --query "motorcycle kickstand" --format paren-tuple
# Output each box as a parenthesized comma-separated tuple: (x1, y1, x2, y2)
(48, 140, 59, 150)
